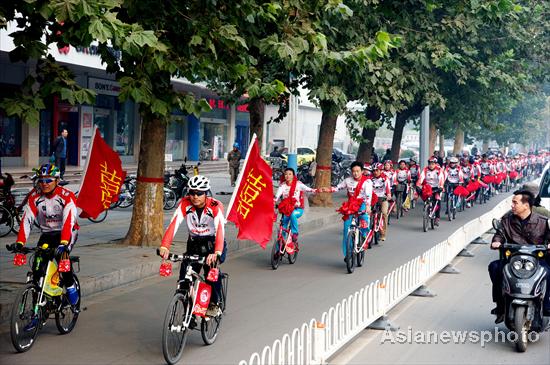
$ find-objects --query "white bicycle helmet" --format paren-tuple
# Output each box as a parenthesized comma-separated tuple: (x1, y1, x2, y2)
(187, 175, 211, 191)
(449, 157, 459, 164)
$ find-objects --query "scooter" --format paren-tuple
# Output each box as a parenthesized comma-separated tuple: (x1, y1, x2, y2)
(493, 218, 549, 352)
(164, 158, 200, 200)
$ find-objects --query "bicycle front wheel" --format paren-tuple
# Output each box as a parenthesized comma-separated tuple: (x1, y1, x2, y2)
(270, 237, 282, 270)
(56, 275, 80, 334)
(10, 284, 41, 353)
(422, 204, 429, 232)
(162, 293, 191, 365)
(345, 230, 355, 274)
(0, 206, 14, 237)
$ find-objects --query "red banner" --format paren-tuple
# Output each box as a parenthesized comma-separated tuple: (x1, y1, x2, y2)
(77, 128, 126, 218)
(226, 137, 274, 248)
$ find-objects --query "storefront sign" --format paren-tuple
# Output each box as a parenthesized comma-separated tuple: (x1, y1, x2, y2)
(88, 77, 121, 96)
(207, 98, 249, 112)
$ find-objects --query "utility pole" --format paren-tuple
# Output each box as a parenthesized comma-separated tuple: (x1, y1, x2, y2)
(420, 105, 430, 169)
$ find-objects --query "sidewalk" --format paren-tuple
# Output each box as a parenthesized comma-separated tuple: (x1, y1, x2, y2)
(0, 172, 346, 324)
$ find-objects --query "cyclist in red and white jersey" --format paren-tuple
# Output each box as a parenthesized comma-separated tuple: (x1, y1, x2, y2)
(160, 175, 225, 316)
(12, 163, 80, 309)
(417, 157, 445, 225)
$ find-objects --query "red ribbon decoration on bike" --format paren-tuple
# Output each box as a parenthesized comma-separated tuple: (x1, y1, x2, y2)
(278, 178, 298, 217)
(337, 175, 367, 221)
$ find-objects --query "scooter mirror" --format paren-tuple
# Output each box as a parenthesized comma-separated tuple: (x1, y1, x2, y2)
(492, 218, 502, 231)
(197, 162, 201, 166)
(184, 156, 188, 163)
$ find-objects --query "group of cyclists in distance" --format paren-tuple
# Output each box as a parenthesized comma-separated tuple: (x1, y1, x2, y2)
(273, 149, 550, 269)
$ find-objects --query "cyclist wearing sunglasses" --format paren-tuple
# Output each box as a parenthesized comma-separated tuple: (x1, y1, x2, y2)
(11, 163, 80, 306)
(159, 175, 226, 316)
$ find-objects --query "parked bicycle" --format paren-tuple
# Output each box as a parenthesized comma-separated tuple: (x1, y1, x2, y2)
(6, 243, 81, 352)
(157, 250, 228, 365)
(270, 212, 299, 270)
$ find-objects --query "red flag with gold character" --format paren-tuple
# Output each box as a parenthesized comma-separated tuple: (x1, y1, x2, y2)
(77, 128, 126, 219)
(226, 135, 273, 248)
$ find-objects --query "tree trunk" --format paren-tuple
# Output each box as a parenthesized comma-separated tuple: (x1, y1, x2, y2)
(356, 106, 381, 163)
(390, 113, 407, 162)
(453, 126, 464, 155)
(439, 130, 445, 157)
(122, 117, 167, 247)
(429, 122, 437, 156)
(310, 104, 339, 207)
(248, 98, 265, 152)
(482, 139, 489, 153)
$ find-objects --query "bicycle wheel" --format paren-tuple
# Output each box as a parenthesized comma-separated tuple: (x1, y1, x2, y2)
(345, 230, 355, 274)
(88, 209, 108, 223)
(10, 284, 41, 353)
(56, 275, 80, 334)
(0, 205, 14, 237)
(200, 307, 223, 345)
(395, 193, 401, 220)
(422, 204, 429, 232)
(162, 292, 191, 365)
(163, 188, 177, 210)
(270, 237, 282, 270)
(287, 246, 298, 264)
(447, 196, 453, 221)
(117, 182, 135, 208)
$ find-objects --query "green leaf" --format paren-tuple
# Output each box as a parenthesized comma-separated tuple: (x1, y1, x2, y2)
(190, 35, 202, 46)
(89, 19, 112, 43)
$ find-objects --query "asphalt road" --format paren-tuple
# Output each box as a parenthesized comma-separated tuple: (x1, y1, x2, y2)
(0, 193, 530, 365)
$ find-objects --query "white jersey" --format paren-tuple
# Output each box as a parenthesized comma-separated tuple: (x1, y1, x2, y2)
(275, 180, 316, 208)
(334, 177, 373, 205)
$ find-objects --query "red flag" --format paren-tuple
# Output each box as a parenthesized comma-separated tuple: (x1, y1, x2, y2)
(226, 135, 274, 248)
(77, 128, 126, 219)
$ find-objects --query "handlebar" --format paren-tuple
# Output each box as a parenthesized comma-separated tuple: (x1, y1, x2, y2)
(156, 248, 206, 264)
(6, 243, 51, 254)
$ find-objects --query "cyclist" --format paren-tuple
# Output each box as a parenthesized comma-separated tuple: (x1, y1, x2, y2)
(444, 157, 464, 214)
(11, 163, 80, 314)
(328, 161, 373, 257)
(408, 158, 419, 185)
(370, 163, 392, 241)
(393, 160, 411, 211)
(416, 157, 445, 226)
(382, 160, 395, 181)
(159, 175, 226, 317)
(274, 167, 320, 249)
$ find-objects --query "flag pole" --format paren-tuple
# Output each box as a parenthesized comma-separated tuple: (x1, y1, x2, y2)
(78, 125, 98, 193)
(225, 133, 257, 221)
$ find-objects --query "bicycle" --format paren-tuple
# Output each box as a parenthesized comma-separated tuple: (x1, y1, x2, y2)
(445, 184, 459, 221)
(6, 243, 81, 352)
(408, 181, 417, 209)
(112, 175, 137, 209)
(158, 250, 228, 365)
(0, 205, 14, 237)
(163, 186, 178, 210)
(369, 201, 384, 246)
(270, 212, 299, 270)
(422, 187, 441, 232)
(393, 182, 407, 220)
(386, 198, 396, 226)
(344, 210, 369, 274)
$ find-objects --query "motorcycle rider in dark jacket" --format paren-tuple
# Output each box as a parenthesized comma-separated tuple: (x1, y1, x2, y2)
(489, 190, 550, 323)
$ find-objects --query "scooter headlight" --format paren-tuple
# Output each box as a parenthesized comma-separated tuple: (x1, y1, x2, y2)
(512, 260, 523, 271)
(524, 261, 535, 271)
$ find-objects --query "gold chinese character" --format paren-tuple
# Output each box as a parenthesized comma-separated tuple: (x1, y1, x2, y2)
(236, 200, 251, 220)
(99, 161, 121, 207)
(246, 169, 267, 190)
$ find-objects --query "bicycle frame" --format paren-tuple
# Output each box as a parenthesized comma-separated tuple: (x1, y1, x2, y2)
(276, 213, 294, 255)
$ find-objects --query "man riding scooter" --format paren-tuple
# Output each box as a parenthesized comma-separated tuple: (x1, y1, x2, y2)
(489, 189, 550, 327)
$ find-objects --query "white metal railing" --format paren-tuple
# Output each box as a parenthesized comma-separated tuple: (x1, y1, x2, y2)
(240, 196, 513, 365)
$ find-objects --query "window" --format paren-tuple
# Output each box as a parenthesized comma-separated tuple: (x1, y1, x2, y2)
(0, 113, 22, 157)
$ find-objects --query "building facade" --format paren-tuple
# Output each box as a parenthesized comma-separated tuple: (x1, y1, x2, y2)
(0, 23, 250, 168)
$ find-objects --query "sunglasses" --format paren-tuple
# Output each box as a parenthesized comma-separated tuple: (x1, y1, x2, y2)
(188, 190, 206, 197)
(38, 178, 55, 184)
